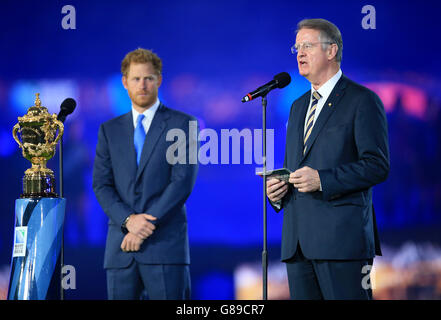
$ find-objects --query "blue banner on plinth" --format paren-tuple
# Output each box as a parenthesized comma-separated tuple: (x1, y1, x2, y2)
(7, 198, 66, 300)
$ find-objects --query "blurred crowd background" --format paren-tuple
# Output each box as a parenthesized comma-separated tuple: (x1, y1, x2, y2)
(1, 0, 440, 299)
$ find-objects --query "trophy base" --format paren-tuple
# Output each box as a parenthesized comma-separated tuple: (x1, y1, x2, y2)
(21, 172, 58, 198)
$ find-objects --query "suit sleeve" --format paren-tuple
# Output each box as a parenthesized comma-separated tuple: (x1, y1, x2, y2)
(147, 118, 199, 225)
(269, 102, 295, 213)
(92, 124, 134, 227)
(318, 90, 390, 201)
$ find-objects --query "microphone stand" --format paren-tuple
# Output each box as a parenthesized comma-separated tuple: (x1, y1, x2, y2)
(261, 94, 268, 300)
(59, 135, 64, 300)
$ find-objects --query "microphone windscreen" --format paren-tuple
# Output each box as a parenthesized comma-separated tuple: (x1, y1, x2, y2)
(60, 98, 76, 115)
(274, 72, 291, 89)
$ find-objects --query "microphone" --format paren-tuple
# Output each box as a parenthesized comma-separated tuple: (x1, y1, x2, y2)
(57, 98, 77, 123)
(241, 72, 291, 102)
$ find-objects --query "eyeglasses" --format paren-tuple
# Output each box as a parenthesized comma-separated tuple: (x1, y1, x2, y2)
(291, 41, 334, 54)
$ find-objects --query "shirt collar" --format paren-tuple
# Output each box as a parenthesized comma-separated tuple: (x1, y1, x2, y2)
(311, 69, 342, 101)
(131, 99, 160, 127)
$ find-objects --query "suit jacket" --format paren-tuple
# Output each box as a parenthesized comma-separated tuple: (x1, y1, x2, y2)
(93, 103, 198, 269)
(274, 75, 389, 261)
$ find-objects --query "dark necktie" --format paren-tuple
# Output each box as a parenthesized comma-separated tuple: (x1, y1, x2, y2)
(303, 90, 322, 154)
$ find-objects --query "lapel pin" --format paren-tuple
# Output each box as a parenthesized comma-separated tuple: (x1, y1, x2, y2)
(328, 103, 332, 107)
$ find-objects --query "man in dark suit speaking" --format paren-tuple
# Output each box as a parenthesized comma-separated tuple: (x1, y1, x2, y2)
(93, 48, 198, 299)
(267, 19, 389, 299)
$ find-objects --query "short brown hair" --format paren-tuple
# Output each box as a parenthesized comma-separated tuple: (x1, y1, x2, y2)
(121, 48, 162, 76)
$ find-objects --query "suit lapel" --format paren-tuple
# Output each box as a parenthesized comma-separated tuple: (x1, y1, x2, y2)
(135, 104, 169, 181)
(294, 94, 310, 166)
(119, 112, 138, 178)
(301, 75, 348, 160)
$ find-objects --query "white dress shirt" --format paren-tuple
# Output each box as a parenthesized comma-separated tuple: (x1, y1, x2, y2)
(131, 99, 160, 134)
(303, 69, 342, 135)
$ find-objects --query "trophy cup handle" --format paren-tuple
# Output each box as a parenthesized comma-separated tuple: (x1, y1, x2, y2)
(52, 118, 64, 146)
(12, 123, 23, 148)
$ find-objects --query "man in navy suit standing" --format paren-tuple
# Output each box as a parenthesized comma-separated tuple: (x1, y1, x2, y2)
(93, 48, 198, 299)
(267, 19, 389, 299)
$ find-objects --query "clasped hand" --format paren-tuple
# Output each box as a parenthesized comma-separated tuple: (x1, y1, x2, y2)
(121, 213, 157, 252)
(267, 166, 321, 202)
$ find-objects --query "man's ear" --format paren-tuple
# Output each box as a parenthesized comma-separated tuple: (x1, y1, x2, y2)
(327, 43, 338, 61)
(122, 75, 128, 90)
(157, 74, 163, 88)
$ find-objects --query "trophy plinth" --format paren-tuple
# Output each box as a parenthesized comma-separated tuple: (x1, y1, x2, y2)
(12, 93, 64, 198)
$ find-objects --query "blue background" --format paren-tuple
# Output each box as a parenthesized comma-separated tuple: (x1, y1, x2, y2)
(1, 0, 440, 299)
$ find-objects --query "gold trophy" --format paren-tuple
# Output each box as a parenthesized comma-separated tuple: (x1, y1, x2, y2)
(12, 93, 64, 198)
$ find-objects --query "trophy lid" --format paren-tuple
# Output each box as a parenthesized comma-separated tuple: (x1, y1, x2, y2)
(18, 93, 52, 123)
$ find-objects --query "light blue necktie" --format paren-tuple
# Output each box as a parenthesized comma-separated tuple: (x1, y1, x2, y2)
(134, 114, 146, 165)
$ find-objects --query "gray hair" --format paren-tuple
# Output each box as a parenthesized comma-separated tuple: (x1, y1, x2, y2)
(296, 18, 343, 63)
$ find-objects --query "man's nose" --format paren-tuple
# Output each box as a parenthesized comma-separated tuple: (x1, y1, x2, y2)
(139, 80, 147, 89)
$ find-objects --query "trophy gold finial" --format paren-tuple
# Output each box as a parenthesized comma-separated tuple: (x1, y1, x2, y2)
(35, 93, 41, 107)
